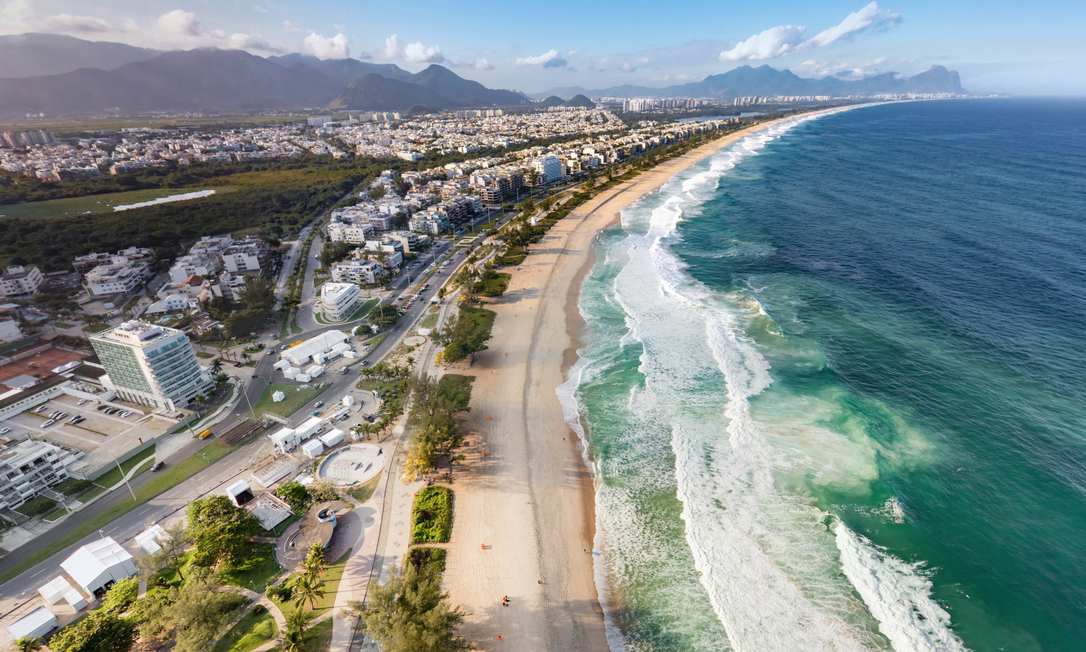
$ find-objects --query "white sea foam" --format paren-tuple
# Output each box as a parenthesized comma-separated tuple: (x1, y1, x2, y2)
(558, 106, 969, 652)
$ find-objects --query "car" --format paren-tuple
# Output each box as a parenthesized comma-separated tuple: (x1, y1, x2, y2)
(0, 427, 10, 435)
(314, 401, 324, 408)
(49, 411, 60, 419)
(69, 415, 80, 422)
(77, 399, 87, 406)
(96, 405, 107, 411)
(57, 412, 68, 420)
(234, 363, 243, 368)
(151, 461, 165, 472)
(266, 350, 275, 356)
(43, 419, 55, 427)
(120, 411, 131, 418)
(339, 368, 349, 375)
(35, 405, 48, 413)
(311, 410, 320, 417)
(362, 360, 371, 367)
(272, 334, 279, 340)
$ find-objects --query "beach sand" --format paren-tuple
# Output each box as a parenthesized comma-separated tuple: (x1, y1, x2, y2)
(440, 111, 835, 651)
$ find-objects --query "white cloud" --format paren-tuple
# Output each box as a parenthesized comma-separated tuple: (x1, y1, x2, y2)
(719, 3, 902, 62)
(806, 2, 901, 48)
(26, 13, 114, 34)
(156, 9, 201, 37)
(383, 34, 444, 63)
(304, 31, 350, 59)
(473, 57, 493, 71)
(228, 33, 282, 53)
(516, 49, 560, 65)
(719, 25, 807, 61)
(282, 20, 304, 33)
(622, 62, 637, 72)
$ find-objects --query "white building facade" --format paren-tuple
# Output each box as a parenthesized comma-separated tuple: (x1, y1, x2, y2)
(90, 321, 213, 411)
(0, 439, 70, 510)
(0, 265, 44, 297)
(320, 283, 362, 321)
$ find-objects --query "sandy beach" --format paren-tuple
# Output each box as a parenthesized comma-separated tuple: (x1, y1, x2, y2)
(440, 111, 834, 651)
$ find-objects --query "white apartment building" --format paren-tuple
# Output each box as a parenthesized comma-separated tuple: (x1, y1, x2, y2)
(320, 283, 362, 321)
(327, 222, 376, 244)
(83, 260, 150, 296)
(0, 265, 44, 298)
(409, 211, 451, 235)
(169, 254, 223, 283)
(0, 308, 22, 342)
(535, 156, 563, 183)
(221, 238, 269, 275)
(90, 321, 213, 411)
(73, 247, 155, 278)
(0, 439, 71, 510)
(331, 259, 385, 286)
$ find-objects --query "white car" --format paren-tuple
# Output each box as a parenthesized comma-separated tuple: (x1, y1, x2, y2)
(77, 399, 87, 406)
(0, 427, 10, 435)
(43, 419, 55, 427)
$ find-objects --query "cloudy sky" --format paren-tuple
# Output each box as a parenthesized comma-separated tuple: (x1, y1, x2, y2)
(2, 0, 1084, 95)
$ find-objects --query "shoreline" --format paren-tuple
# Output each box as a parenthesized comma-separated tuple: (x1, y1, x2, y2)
(441, 107, 847, 650)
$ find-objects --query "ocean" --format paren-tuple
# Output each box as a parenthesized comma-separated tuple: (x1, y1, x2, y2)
(559, 99, 1086, 652)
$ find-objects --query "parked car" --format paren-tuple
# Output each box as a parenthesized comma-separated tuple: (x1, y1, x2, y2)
(77, 399, 87, 406)
(43, 420, 55, 427)
(57, 413, 68, 420)
(0, 427, 10, 435)
(35, 405, 48, 413)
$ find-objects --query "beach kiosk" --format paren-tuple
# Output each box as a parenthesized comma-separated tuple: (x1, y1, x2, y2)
(60, 537, 136, 598)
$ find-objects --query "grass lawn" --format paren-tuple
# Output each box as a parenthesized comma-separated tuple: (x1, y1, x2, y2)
(212, 604, 277, 652)
(290, 314, 302, 335)
(200, 439, 235, 463)
(420, 311, 439, 329)
(472, 272, 511, 297)
(346, 298, 379, 321)
(196, 351, 216, 359)
(266, 617, 332, 652)
(52, 477, 93, 495)
(280, 549, 351, 620)
(220, 543, 281, 592)
(16, 495, 57, 517)
(0, 186, 237, 220)
(92, 444, 156, 488)
(279, 314, 291, 340)
(84, 323, 111, 334)
(53, 321, 74, 329)
(43, 509, 68, 522)
(252, 384, 326, 419)
(360, 333, 387, 349)
(348, 473, 382, 504)
(78, 486, 107, 503)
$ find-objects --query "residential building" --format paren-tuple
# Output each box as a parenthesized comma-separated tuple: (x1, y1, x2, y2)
(535, 156, 563, 183)
(73, 247, 156, 279)
(83, 259, 150, 296)
(169, 254, 222, 283)
(90, 320, 213, 411)
(221, 238, 270, 275)
(385, 231, 428, 254)
(331, 259, 385, 286)
(409, 211, 451, 235)
(0, 308, 21, 342)
(0, 265, 44, 298)
(327, 222, 376, 244)
(0, 439, 70, 511)
(320, 283, 362, 321)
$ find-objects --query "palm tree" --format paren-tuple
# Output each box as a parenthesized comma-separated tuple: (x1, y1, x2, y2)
(286, 607, 313, 635)
(211, 358, 223, 375)
(193, 394, 206, 413)
(279, 625, 310, 652)
(16, 637, 41, 652)
(302, 544, 325, 580)
(292, 574, 324, 611)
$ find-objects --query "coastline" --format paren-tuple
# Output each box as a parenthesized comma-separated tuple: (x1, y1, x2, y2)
(441, 107, 845, 651)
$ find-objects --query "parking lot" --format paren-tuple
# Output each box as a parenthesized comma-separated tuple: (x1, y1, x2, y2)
(0, 393, 178, 477)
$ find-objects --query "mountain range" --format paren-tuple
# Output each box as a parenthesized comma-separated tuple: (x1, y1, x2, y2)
(0, 35, 965, 119)
(530, 64, 964, 100)
(536, 94, 597, 109)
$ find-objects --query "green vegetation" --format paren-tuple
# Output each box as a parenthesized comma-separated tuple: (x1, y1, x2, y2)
(496, 247, 527, 265)
(346, 298, 379, 321)
(16, 495, 57, 517)
(348, 472, 382, 503)
(252, 384, 326, 418)
(270, 616, 332, 652)
(196, 351, 215, 359)
(401, 374, 473, 479)
(471, 269, 510, 297)
(348, 562, 469, 652)
(407, 546, 447, 576)
(92, 444, 156, 488)
(78, 486, 107, 503)
(0, 187, 238, 220)
(437, 306, 495, 364)
(420, 311, 439, 329)
(369, 304, 400, 329)
(199, 439, 236, 463)
(410, 487, 452, 543)
(219, 543, 281, 592)
(279, 548, 351, 619)
(187, 495, 261, 568)
(140, 570, 248, 652)
(48, 610, 137, 652)
(211, 605, 277, 652)
(84, 323, 111, 334)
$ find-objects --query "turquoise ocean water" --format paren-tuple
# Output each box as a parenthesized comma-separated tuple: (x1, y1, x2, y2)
(559, 100, 1086, 652)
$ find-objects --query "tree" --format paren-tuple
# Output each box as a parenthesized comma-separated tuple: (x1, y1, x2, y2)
(370, 304, 399, 329)
(286, 608, 313, 636)
(101, 576, 139, 613)
(349, 563, 470, 652)
(391, 211, 409, 230)
(292, 573, 325, 610)
(238, 274, 276, 313)
(303, 544, 325, 580)
(48, 611, 137, 652)
(211, 358, 223, 375)
(204, 296, 235, 321)
(140, 570, 246, 652)
(193, 394, 206, 412)
(369, 185, 387, 201)
(15, 637, 41, 652)
(279, 625, 310, 652)
(186, 495, 260, 568)
(275, 481, 312, 514)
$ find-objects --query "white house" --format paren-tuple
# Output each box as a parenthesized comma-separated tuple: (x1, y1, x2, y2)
(60, 537, 137, 597)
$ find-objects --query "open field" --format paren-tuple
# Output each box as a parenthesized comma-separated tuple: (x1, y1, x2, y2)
(0, 187, 236, 220)
(252, 384, 325, 419)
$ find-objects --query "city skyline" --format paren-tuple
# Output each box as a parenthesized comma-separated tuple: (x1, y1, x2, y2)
(1, 0, 1083, 96)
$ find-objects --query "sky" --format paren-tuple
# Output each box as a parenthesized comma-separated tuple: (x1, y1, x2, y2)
(2, 0, 1085, 95)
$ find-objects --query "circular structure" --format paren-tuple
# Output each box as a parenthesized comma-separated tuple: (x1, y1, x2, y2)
(282, 500, 346, 561)
(403, 336, 426, 347)
(318, 444, 385, 486)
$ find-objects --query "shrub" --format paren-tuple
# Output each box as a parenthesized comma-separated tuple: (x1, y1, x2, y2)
(407, 547, 447, 576)
(411, 487, 452, 543)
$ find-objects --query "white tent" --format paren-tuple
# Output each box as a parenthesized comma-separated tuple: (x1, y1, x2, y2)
(135, 524, 168, 555)
(5, 607, 56, 641)
(269, 427, 300, 452)
(60, 537, 137, 596)
(272, 390, 286, 403)
(319, 429, 344, 448)
(282, 331, 350, 367)
(305, 364, 324, 378)
(39, 576, 73, 605)
(301, 439, 324, 459)
(294, 416, 323, 440)
(343, 395, 355, 407)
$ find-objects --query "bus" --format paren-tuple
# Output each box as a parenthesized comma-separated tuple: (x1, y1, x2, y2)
(197, 428, 213, 440)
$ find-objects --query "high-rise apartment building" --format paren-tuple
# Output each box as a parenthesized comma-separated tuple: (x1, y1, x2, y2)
(90, 321, 213, 411)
